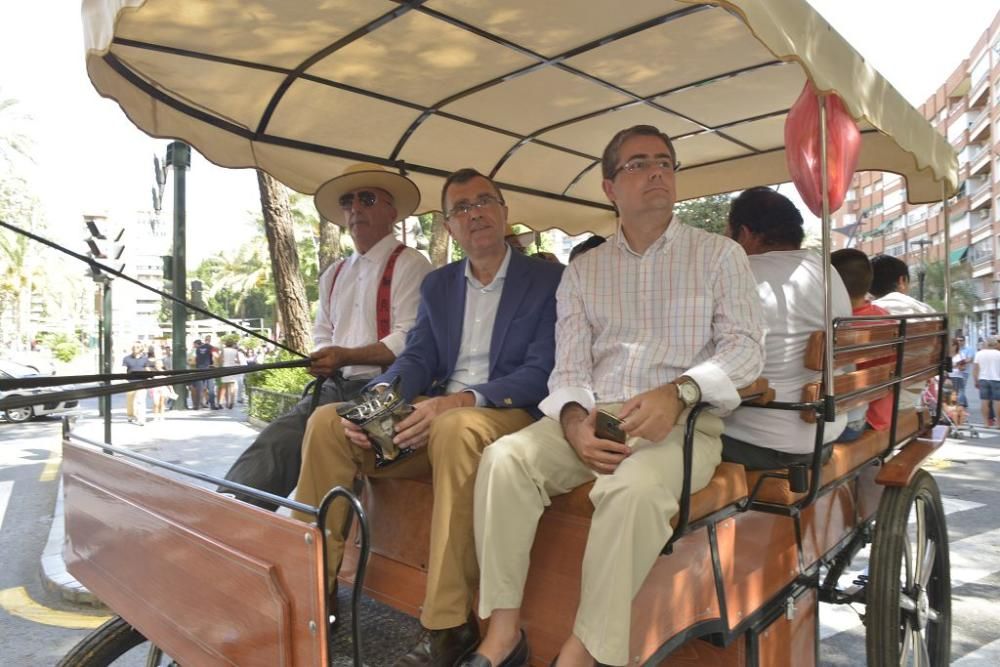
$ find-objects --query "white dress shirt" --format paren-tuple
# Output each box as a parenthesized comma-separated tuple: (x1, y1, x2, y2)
(723, 249, 851, 453)
(445, 247, 513, 405)
(871, 290, 936, 409)
(313, 234, 432, 379)
(539, 221, 765, 421)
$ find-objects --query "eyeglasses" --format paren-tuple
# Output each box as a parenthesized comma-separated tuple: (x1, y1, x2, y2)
(611, 157, 681, 179)
(338, 190, 381, 210)
(445, 194, 505, 220)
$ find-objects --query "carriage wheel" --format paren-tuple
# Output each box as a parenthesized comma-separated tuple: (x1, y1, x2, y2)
(57, 615, 177, 666)
(866, 470, 951, 666)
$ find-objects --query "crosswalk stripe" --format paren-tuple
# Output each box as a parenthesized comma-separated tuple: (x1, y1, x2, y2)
(953, 636, 1000, 665)
(0, 480, 12, 532)
(819, 495, 993, 641)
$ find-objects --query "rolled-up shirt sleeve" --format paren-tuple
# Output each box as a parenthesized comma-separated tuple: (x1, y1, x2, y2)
(381, 253, 433, 356)
(539, 265, 595, 420)
(685, 243, 765, 414)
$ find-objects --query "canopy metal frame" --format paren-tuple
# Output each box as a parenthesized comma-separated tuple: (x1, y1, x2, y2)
(97, 1, 825, 212)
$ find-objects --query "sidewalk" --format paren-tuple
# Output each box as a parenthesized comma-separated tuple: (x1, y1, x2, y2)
(40, 405, 260, 606)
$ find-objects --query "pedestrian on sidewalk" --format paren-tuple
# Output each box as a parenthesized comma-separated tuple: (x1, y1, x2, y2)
(217, 336, 243, 409)
(122, 343, 150, 426)
(149, 359, 177, 421)
(973, 337, 1000, 427)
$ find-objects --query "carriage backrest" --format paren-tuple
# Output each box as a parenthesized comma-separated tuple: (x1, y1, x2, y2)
(799, 316, 946, 423)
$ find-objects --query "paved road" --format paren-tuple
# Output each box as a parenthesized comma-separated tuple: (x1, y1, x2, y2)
(2, 396, 1000, 665)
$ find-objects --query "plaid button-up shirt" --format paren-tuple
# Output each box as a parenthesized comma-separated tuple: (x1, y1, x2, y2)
(539, 220, 765, 420)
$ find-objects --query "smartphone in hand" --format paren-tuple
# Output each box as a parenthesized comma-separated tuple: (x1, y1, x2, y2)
(594, 409, 627, 444)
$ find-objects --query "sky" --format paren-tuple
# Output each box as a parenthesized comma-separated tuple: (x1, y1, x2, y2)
(1, 0, 999, 263)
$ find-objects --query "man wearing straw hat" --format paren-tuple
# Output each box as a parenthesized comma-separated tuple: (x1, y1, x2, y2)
(222, 163, 432, 511)
(293, 167, 563, 666)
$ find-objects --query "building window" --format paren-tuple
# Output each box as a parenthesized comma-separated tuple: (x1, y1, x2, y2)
(886, 243, 905, 257)
(970, 236, 994, 265)
(971, 53, 990, 86)
(883, 189, 905, 210)
(863, 184, 873, 197)
(907, 206, 928, 225)
(948, 115, 970, 143)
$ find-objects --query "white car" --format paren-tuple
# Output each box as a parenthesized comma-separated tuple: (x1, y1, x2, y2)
(0, 360, 78, 423)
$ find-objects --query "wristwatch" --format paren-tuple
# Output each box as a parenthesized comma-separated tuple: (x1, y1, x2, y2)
(674, 377, 702, 408)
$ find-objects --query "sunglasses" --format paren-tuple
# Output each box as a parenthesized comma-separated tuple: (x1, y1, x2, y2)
(338, 190, 381, 210)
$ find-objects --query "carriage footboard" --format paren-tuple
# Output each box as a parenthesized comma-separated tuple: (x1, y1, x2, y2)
(61, 439, 328, 667)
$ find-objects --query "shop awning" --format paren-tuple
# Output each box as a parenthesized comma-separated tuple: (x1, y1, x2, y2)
(950, 246, 968, 265)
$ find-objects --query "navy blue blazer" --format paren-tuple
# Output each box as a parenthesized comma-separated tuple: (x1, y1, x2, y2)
(371, 250, 563, 418)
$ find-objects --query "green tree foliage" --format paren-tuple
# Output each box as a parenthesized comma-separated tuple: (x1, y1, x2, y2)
(183, 192, 326, 333)
(674, 193, 733, 234)
(244, 349, 312, 422)
(920, 260, 977, 321)
(40, 332, 82, 363)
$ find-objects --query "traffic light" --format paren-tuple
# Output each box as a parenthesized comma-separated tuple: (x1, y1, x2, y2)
(84, 214, 125, 279)
(191, 279, 206, 309)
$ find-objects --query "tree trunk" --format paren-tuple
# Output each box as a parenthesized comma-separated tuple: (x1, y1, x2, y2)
(427, 211, 450, 268)
(317, 216, 343, 274)
(256, 171, 312, 355)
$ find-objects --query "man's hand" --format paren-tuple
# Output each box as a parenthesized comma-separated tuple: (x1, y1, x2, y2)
(561, 404, 631, 474)
(392, 393, 476, 450)
(309, 346, 352, 377)
(341, 418, 373, 449)
(619, 384, 684, 443)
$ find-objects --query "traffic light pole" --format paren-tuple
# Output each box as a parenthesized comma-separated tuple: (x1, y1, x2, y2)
(101, 278, 113, 444)
(166, 142, 191, 409)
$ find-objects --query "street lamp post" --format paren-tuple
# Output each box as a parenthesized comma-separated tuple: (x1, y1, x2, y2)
(164, 142, 191, 409)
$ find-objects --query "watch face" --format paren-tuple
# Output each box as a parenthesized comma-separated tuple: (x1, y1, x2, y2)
(679, 382, 699, 406)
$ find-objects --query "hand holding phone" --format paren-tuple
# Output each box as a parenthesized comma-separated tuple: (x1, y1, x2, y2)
(594, 409, 627, 444)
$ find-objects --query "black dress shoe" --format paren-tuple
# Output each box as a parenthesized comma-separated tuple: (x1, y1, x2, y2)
(460, 630, 530, 667)
(394, 614, 480, 667)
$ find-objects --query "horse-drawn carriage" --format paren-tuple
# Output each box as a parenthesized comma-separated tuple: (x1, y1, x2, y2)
(39, 1, 967, 664)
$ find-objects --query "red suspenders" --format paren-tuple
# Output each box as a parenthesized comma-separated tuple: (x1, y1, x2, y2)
(325, 243, 406, 340)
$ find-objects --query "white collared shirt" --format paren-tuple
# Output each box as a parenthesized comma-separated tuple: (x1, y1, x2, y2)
(723, 249, 851, 452)
(539, 221, 765, 420)
(313, 234, 432, 379)
(445, 246, 513, 403)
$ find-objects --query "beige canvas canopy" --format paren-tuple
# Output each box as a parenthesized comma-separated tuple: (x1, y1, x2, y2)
(83, 0, 958, 235)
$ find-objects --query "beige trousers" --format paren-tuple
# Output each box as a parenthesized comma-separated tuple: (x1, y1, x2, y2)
(292, 401, 533, 629)
(474, 405, 723, 666)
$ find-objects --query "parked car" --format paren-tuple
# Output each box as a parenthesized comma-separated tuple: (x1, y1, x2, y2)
(0, 360, 78, 423)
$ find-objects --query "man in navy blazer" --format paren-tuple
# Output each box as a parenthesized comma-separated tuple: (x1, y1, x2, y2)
(293, 168, 563, 667)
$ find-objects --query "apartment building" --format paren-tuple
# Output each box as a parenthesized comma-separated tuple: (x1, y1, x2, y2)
(832, 10, 1000, 341)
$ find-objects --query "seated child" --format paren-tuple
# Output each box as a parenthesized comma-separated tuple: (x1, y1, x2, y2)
(831, 249, 894, 441)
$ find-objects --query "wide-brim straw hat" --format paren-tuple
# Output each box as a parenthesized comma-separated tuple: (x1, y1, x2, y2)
(314, 162, 420, 223)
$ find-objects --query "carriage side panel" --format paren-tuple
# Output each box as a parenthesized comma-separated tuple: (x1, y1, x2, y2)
(62, 441, 327, 667)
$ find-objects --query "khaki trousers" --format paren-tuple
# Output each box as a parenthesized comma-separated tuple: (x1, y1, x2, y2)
(292, 401, 533, 629)
(474, 405, 723, 666)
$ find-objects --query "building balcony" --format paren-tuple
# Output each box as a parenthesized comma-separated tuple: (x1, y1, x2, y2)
(972, 257, 995, 278)
(970, 182, 993, 210)
(969, 112, 992, 143)
(969, 147, 992, 176)
(969, 76, 990, 108)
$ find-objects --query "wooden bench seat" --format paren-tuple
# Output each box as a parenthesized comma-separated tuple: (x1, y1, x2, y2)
(744, 408, 922, 505)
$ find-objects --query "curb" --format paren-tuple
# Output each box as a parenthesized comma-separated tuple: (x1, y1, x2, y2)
(38, 476, 106, 609)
